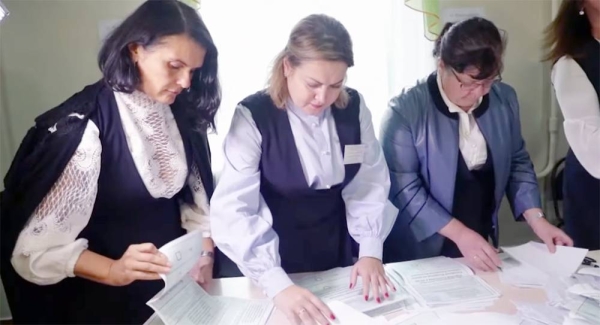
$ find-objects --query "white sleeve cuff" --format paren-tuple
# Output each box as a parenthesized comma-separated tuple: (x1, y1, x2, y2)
(258, 266, 294, 299)
(65, 239, 89, 277)
(358, 237, 383, 261)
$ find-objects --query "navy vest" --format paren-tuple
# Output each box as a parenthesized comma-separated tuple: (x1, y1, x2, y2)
(441, 147, 496, 257)
(241, 89, 361, 273)
(563, 38, 600, 250)
(5, 86, 201, 324)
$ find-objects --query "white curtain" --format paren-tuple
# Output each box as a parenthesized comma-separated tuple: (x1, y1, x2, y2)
(199, 0, 434, 177)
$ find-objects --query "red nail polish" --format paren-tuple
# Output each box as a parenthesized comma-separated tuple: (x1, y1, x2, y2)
(349, 283, 353, 289)
(377, 297, 381, 303)
(364, 295, 368, 301)
(330, 314, 336, 320)
(385, 293, 389, 298)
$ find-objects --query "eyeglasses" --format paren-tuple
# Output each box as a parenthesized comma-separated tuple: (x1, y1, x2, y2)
(451, 69, 502, 91)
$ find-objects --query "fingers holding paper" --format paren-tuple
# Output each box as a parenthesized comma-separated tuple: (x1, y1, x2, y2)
(527, 217, 574, 253)
(108, 243, 172, 286)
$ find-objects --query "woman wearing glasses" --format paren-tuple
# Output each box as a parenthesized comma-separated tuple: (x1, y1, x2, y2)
(380, 17, 572, 271)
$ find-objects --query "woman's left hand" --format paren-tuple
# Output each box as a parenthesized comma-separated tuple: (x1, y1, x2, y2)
(190, 255, 214, 285)
(350, 257, 395, 303)
(528, 217, 574, 253)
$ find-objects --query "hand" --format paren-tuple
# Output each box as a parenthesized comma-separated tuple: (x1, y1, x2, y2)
(190, 255, 213, 285)
(527, 217, 574, 253)
(350, 257, 396, 303)
(453, 227, 502, 272)
(107, 243, 171, 286)
(273, 285, 336, 325)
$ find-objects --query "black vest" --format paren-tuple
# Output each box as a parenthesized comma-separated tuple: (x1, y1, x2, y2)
(563, 37, 600, 250)
(240, 89, 361, 273)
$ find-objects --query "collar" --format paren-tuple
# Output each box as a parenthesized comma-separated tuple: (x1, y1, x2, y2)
(286, 98, 330, 125)
(427, 72, 490, 119)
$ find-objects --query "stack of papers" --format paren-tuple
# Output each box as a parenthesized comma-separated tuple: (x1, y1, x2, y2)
(145, 231, 273, 325)
(514, 266, 600, 325)
(386, 310, 522, 325)
(385, 257, 500, 310)
(500, 242, 589, 288)
(293, 266, 419, 317)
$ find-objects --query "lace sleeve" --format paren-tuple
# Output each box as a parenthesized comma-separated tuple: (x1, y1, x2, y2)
(11, 120, 102, 285)
(180, 163, 211, 236)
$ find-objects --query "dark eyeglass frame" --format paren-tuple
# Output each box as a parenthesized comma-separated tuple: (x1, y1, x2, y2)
(451, 69, 502, 91)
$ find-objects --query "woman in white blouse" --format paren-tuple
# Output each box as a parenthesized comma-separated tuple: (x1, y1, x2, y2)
(0, 1, 220, 323)
(544, 0, 600, 249)
(211, 14, 394, 325)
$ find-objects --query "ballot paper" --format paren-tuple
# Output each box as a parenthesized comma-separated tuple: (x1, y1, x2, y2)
(387, 311, 522, 325)
(498, 253, 551, 288)
(568, 298, 600, 325)
(501, 242, 589, 278)
(326, 301, 389, 325)
(146, 231, 273, 325)
(385, 256, 500, 308)
(514, 301, 568, 325)
(292, 266, 419, 317)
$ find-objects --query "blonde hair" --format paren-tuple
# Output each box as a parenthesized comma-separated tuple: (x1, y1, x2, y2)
(268, 14, 354, 109)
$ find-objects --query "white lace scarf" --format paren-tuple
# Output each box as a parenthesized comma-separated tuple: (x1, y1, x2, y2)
(114, 90, 188, 199)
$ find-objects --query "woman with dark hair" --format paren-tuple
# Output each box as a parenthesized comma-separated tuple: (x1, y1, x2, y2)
(544, 0, 600, 250)
(0, 1, 220, 323)
(381, 17, 572, 269)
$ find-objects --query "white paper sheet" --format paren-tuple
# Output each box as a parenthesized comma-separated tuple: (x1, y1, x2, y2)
(157, 230, 203, 292)
(499, 253, 550, 288)
(386, 257, 500, 307)
(147, 276, 273, 325)
(514, 301, 568, 325)
(502, 242, 589, 278)
(578, 266, 600, 278)
(326, 301, 388, 325)
(146, 231, 274, 325)
(429, 312, 522, 325)
(293, 267, 418, 317)
(387, 311, 441, 325)
(569, 298, 600, 325)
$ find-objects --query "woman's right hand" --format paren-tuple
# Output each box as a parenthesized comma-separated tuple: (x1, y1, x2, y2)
(454, 227, 502, 272)
(107, 243, 171, 286)
(273, 285, 336, 325)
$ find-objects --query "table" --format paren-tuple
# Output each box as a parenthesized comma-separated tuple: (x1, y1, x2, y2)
(148, 250, 600, 324)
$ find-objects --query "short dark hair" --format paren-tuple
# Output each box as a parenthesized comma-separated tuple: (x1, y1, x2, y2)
(543, 0, 591, 63)
(433, 17, 506, 80)
(98, 0, 221, 131)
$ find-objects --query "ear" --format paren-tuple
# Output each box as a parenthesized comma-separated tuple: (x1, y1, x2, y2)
(283, 56, 292, 78)
(437, 59, 446, 71)
(128, 43, 143, 63)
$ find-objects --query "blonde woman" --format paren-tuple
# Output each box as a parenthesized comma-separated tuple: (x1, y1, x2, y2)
(211, 14, 394, 325)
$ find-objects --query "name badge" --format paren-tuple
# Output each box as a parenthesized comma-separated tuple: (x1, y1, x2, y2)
(343, 144, 366, 165)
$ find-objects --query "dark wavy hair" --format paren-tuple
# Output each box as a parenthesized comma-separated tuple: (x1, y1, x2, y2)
(543, 0, 592, 63)
(98, 0, 221, 131)
(433, 17, 506, 80)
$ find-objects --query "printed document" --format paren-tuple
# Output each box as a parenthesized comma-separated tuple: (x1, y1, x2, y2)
(292, 266, 418, 317)
(385, 256, 500, 307)
(146, 231, 273, 325)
